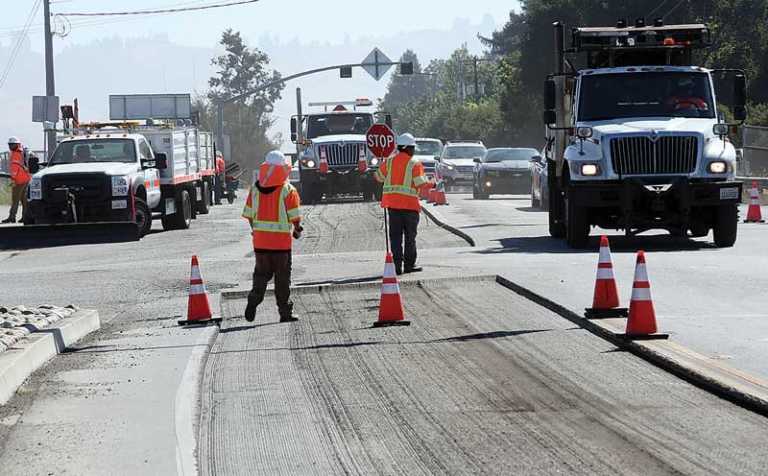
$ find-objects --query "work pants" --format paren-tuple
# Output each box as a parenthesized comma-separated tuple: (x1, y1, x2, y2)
(248, 251, 293, 318)
(7, 183, 28, 221)
(388, 209, 420, 269)
(214, 174, 224, 204)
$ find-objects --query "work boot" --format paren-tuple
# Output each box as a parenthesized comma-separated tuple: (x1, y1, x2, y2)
(404, 266, 423, 274)
(244, 300, 257, 322)
(1, 218, 15, 224)
(394, 262, 403, 276)
(279, 314, 299, 323)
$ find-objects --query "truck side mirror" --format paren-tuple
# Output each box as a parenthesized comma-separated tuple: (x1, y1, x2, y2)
(473, 157, 482, 164)
(544, 79, 557, 111)
(385, 114, 393, 128)
(543, 110, 557, 125)
(290, 117, 298, 143)
(154, 153, 168, 170)
(734, 74, 747, 122)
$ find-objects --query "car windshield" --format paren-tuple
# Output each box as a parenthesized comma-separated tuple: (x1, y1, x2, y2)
(444, 146, 486, 159)
(415, 141, 442, 156)
(306, 113, 373, 139)
(578, 72, 715, 121)
(484, 149, 537, 165)
(50, 139, 137, 165)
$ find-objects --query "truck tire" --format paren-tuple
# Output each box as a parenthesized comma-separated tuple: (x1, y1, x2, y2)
(162, 190, 192, 231)
(196, 182, 210, 215)
(713, 204, 738, 248)
(565, 194, 589, 248)
(548, 188, 565, 238)
(134, 198, 152, 238)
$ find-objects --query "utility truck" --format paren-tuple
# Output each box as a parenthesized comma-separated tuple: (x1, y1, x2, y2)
(543, 20, 747, 247)
(290, 98, 389, 204)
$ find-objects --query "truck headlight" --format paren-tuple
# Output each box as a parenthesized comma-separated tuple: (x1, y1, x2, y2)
(29, 177, 42, 200)
(708, 161, 728, 174)
(370, 157, 379, 166)
(111, 176, 129, 196)
(303, 159, 316, 169)
(580, 164, 600, 176)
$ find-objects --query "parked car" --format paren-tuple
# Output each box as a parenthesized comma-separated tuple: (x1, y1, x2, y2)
(472, 148, 538, 199)
(437, 141, 487, 188)
(414, 138, 443, 182)
(530, 148, 548, 210)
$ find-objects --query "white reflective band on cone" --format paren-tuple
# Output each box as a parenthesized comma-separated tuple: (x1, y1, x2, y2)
(598, 247, 612, 264)
(631, 287, 652, 301)
(190, 284, 207, 295)
(634, 263, 649, 282)
(381, 283, 400, 295)
(383, 263, 396, 278)
(190, 266, 202, 281)
(596, 268, 615, 280)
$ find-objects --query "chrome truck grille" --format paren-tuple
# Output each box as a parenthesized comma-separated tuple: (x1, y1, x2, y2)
(609, 135, 698, 175)
(317, 143, 366, 167)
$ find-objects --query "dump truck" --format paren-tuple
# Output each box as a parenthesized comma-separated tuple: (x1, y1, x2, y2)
(543, 20, 747, 248)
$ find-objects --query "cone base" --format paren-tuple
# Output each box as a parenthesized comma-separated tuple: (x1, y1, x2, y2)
(617, 332, 669, 340)
(743, 219, 765, 223)
(584, 307, 628, 319)
(373, 320, 411, 328)
(178, 317, 222, 327)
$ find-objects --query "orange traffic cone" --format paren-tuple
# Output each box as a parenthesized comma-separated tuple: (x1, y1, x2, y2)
(178, 255, 222, 326)
(373, 252, 410, 327)
(419, 183, 431, 200)
(585, 236, 628, 319)
(319, 146, 329, 175)
(433, 181, 448, 206)
(357, 147, 368, 173)
(623, 251, 667, 339)
(744, 181, 764, 223)
(427, 188, 437, 203)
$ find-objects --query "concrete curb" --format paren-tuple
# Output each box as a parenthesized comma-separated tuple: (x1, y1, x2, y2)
(494, 275, 768, 417)
(420, 205, 476, 247)
(0, 309, 100, 405)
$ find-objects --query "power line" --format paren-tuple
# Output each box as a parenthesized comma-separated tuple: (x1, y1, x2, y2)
(0, 0, 42, 89)
(646, 0, 671, 20)
(59, 0, 261, 17)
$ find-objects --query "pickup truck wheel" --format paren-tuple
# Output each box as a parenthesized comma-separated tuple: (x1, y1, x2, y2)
(713, 204, 738, 247)
(196, 182, 210, 215)
(565, 194, 589, 248)
(134, 198, 152, 238)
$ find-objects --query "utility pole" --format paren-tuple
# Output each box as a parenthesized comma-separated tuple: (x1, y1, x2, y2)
(43, 0, 56, 159)
(473, 57, 480, 102)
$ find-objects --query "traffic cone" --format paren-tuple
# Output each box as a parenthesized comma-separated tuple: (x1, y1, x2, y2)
(433, 181, 448, 206)
(319, 146, 329, 175)
(373, 252, 410, 327)
(358, 147, 368, 173)
(744, 181, 764, 223)
(585, 236, 628, 319)
(623, 251, 667, 340)
(427, 188, 437, 203)
(419, 183, 431, 200)
(178, 255, 222, 326)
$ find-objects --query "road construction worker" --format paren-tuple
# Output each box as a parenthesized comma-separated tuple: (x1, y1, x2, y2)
(214, 151, 226, 205)
(375, 133, 431, 275)
(2, 137, 31, 224)
(242, 150, 303, 323)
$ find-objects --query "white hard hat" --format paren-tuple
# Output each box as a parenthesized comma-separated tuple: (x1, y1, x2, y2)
(396, 133, 416, 147)
(7, 137, 20, 145)
(264, 150, 289, 166)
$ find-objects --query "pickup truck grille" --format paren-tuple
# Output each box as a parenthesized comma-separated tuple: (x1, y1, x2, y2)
(317, 143, 366, 167)
(43, 173, 109, 201)
(609, 135, 698, 175)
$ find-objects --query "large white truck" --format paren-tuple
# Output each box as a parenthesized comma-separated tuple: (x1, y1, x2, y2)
(543, 21, 747, 248)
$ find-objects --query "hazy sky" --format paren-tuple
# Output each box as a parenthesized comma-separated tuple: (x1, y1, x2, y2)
(0, 0, 520, 150)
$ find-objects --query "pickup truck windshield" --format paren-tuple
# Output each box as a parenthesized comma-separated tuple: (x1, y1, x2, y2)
(485, 148, 538, 163)
(51, 139, 137, 165)
(415, 141, 442, 156)
(444, 146, 486, 159)
(578, 72, 715, 121)
(307, 113, 373, 139)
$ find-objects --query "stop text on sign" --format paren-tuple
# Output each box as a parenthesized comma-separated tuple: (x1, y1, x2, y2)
(367, 134, 394, 149)
(366, 124, 396, 158)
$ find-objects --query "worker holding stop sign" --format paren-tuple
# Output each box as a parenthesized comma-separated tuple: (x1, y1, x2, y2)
(372, 128, 432, 275)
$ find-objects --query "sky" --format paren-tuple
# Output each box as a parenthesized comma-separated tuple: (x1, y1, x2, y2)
(0, 0, 520, 150)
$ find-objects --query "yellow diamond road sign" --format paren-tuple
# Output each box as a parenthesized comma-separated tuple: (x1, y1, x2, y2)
(362, 48, 392, 81)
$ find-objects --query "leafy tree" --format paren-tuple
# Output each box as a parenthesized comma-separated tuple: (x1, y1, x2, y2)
(380, 50, 430, 114)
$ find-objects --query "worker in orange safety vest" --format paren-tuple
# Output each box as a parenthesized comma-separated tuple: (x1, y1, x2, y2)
(214, 151, 226, 205)
(242, 150, 303, 323)
(2, 137, 31, 224)
(375, 133, 433, 275)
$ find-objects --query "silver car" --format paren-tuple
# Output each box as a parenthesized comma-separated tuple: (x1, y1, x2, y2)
(437, 141, 487, 187)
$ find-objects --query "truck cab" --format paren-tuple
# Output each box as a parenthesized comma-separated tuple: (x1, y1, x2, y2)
(543, 21, 747, 247)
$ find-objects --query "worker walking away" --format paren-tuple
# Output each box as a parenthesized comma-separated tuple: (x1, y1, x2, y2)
(375, 133, 431, 275)
(242, 151, 303, 323)
(214, 151, 226, 205)
(2, 137, 31, 224)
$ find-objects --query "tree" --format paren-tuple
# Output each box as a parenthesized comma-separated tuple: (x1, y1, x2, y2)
(205, 29, 284, 173)
(380, 50, 429, 114)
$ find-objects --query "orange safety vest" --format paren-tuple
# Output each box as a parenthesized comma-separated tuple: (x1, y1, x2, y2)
(9, 148, 30, 186)
(242, 182, 301, 250)
(375, 152, 428, 211)
(216, 156, 225, 175)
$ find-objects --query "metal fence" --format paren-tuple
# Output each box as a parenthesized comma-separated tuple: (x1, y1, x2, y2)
(740, 125, 768, 178)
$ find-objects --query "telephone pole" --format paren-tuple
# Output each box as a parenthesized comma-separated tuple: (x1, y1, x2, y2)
(43, 0, 57, 159)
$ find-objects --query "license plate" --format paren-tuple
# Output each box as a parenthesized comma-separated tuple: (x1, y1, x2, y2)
(720, 187, 739, 200)
(111, 200, 128, 210)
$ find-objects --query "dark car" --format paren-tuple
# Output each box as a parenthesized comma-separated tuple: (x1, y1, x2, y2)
(472, 148, 539, 199)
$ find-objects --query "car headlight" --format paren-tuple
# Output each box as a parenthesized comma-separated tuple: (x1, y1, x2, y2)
(708, 161, 728, 174)
(580, 164, 600, 176)
(29, 177, 42, 200)
(443, 163, 454, 171)
(111, 175, 130, 196)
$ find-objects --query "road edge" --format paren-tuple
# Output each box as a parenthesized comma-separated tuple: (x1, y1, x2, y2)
(494, 275, 768, 417)
(0, 309, 101, 405)
(421, 205, 476, 247)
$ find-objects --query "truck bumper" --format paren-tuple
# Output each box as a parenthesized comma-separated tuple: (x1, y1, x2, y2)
(302, 168, 378, 194)
(29, 198, 134, 225)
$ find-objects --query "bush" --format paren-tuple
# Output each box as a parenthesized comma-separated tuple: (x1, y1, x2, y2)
(0, 179, 11, 206)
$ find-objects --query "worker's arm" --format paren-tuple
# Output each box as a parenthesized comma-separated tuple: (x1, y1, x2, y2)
(412, 161, 429, 189)
(241, 187, 255, 225)
(374, 159, 388, 183)
(285, 187, 303, 238)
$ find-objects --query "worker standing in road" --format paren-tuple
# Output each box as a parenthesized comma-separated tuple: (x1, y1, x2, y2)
(2, 137, 31, 224)
(375, 133, 431, 275)
(242, 150, 303, 323)
(215, 151, 226, 205)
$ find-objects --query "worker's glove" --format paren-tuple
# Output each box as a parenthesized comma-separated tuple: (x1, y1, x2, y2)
(293, 224, 304, 239)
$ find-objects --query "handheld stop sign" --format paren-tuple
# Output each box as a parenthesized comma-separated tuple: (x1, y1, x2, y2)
(366, 124, 396, 158)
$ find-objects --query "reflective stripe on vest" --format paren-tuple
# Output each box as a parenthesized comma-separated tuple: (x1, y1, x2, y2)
(249, 184, 293, 234)
(383, 158, 418, 198)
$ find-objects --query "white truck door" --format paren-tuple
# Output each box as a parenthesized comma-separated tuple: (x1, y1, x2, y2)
(139, 139, 162, 208)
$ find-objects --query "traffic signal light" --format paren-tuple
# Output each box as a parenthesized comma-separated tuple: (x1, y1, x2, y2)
(400, 62, 414, 75)
(340, 66, 352, 78)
